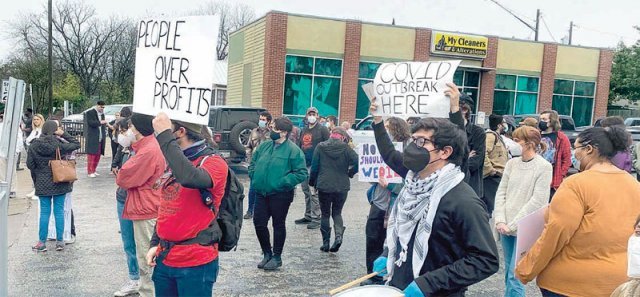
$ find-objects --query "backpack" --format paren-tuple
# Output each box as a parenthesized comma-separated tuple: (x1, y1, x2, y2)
(198, 155, 245, 252)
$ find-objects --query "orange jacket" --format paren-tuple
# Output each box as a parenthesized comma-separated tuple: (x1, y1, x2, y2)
(516, 169, 640, 297)
(117, 136, 166, 220)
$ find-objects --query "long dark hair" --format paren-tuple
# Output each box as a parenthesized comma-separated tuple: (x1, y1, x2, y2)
(577, 126, 629, 160)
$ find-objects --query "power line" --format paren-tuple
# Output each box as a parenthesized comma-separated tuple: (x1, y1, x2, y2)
(540, 14, 557, 42)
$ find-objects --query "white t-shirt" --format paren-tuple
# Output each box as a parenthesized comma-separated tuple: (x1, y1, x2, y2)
(628, 235, 640, 278)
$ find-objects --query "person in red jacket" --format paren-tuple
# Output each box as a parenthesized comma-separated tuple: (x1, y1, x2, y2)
(116, 113, 166, 297)
(146, 113, 228, 296)
(538, 110, 572, 200)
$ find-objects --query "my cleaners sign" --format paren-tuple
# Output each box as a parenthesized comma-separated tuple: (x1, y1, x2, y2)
(432, 31, 488, 59)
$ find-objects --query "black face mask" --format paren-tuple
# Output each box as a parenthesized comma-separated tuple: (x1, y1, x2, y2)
(402, 142, 433, 173)
(538, 121, 549, 131)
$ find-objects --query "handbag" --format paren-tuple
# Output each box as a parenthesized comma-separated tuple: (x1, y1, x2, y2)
(49, 147, 77, 183)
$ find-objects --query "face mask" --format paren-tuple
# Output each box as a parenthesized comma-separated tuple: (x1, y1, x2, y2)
(118, 130, 135, 148)
(270, 132, 282, 141)
(575, 148, 588, 172)
(258, 120, 267, 128)
(402, 142, 436, 173)
(307, 116, 317, 124)
(538, 121, 549, 131)
(324, 122, 331, 128)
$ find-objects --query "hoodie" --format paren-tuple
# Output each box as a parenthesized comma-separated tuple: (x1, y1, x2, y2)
(309, 138, 359, 193)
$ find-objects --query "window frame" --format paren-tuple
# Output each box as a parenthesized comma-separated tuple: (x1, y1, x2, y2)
(493, 74, 540, 115)
(355, 61, 382, 121)
(552, 79, 597, 127)
(283, 54, 344, 118)
(454, 69, 482, 113)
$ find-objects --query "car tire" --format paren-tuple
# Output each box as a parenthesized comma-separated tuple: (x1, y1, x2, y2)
(229, 121, 257, 154)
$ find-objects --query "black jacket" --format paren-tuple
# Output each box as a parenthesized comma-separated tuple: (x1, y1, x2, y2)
(464, 122, 486, 198)
(372, 118, 499, 296)
(309, 139, 358, 193)
(298, 124, 330, 167)
(84, 108, 106, 155)
(27, 133, 80, 197)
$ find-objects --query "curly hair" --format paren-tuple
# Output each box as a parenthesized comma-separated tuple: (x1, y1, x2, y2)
(385, 117, 411, 143)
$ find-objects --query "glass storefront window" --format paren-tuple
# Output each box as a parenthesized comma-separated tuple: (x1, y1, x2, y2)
(495, 75, 517, 90)
(356, 62, 382, 121)
(464, 71, 480, 88)
(552, 79, 596, 126)
(516, 76, 539, 92)
(493, 74, 539, 115)
(493, 91, 515, 115)
(284, 55, 342, 117)
(358, 62, 380, 80)
(454, 69, 481, 112)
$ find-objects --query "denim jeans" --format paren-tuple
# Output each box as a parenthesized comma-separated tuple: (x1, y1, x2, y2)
(501, 234, 525, 297)
(39, 195, 65, 242)
(253, 190, 294, 255)
(247, 187, 257, 214)
(117, 188, 139, 281)
(152, 258, 219, 297)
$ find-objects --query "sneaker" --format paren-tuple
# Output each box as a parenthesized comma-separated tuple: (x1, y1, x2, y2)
(243, 212, 253, 220)
(65, 235, 76, 245)
(307, 222, 320, 229)
(263, 255, 282, 271)
(88, 173, 97, 178)
(32, 241, 47, 252)
(55, 241, 64, 251)
(114, 279, 140, 297)
(94, 172, 101, 176)
(294, 218, 312, 225)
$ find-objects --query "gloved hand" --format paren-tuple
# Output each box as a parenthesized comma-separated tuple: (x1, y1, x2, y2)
(373, 256, 387, 276)
(404, 281, 424, 297)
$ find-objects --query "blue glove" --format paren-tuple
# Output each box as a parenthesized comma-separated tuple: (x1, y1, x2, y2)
(373, 257, 387, 276)
(404, 281, 425, 297)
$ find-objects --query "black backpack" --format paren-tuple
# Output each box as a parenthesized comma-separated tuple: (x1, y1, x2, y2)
(198, 155, 245, 252)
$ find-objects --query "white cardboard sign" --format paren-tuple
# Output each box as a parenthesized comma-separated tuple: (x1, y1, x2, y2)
(353, 133, 403, 184)
(516, 206, 548, 263)
(132, 16, 220, 125)
(372, 60, 461, 119)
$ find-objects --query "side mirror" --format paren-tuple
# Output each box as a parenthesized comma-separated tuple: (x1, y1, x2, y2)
(351, 123, 357, 129)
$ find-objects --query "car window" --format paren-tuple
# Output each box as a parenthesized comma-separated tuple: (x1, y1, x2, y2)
(104, 105, 125, 115)
(208, 110, 218, 128)
(356, 118, 373, 130)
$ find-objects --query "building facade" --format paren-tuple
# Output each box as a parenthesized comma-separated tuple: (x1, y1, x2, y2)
(227, 11, 613, 126)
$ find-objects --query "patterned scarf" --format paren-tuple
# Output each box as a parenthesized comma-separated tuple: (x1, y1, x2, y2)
(385, 163, 465, 279)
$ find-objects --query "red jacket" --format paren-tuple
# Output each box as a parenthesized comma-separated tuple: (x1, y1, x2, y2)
(117, 136, 166, 220)
(551, 131, 572, 190)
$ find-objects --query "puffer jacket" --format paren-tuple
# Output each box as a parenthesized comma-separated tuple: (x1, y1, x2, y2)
(27, 133, 80, 197)
(309, 138, 358, 193)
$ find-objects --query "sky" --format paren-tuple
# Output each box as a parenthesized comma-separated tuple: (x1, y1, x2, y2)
(1, 0, 639, 60)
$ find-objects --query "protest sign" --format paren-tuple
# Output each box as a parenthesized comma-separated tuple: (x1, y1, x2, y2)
(372, 60, 461, 119)
(516, 206, 548, 262)
(354, 134, 403, 183)
(132, 16, 220, 125)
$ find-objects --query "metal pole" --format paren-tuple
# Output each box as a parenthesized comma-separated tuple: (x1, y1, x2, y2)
(47, 0, 53, 117)
(29, 84, 34, 112)
(569, 21, 573, 45)
(534, 9, 540, 41)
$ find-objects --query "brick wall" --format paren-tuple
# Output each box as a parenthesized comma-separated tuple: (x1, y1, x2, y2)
(338, 21, 362, 124)
(478, 37, 498, 114)
(414, 28, 431, 61)
(538, 43, 558, 112)
(594, 50, 614, 122)
(261, 12, 288, 117)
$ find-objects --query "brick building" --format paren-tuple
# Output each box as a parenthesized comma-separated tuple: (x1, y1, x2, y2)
(227, 11, 613, 127)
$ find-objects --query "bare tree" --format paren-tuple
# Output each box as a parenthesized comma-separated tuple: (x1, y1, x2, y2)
(197, 1, 256, 60)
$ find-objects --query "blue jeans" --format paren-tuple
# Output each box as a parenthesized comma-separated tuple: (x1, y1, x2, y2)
(501, 234, 525, 297)
(152, 258, 219, 297)
(117, 188, 139, 280)
(247, 187, 256, 214)
(39, 195, 65, 242)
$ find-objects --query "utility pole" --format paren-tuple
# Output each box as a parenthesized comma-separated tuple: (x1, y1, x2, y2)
(47, 0, 53, 117)
(569, 21, 574, 45)
(534, 9, 540, 41)
(488, 0, 540, 41)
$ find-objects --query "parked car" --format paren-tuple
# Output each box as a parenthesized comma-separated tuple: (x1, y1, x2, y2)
(624, 117, 640, 127)
(208, 106, 266, 163)
(61, 104, 132, 135)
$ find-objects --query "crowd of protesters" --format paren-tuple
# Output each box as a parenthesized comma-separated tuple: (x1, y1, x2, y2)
(11, 77, 640, 297)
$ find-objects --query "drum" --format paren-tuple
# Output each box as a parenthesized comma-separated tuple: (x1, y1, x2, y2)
(333, 285, 403, 297)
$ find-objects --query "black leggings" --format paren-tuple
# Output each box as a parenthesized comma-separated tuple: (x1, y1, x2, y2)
(318, 191, 347, 231)
(253, 190, 294, 256)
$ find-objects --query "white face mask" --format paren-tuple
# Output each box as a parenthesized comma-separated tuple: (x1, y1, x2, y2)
(307, 116, 317, 124)
(118, 130, 136, 148)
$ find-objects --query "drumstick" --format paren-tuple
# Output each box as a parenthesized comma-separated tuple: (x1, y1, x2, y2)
(329, 270, 386, 295)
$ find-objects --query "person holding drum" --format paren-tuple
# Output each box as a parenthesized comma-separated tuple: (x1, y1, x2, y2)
(367, 84, 499, 296)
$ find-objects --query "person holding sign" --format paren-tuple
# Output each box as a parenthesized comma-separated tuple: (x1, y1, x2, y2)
(492, 126, 552, 297)
(516, 126, 640, 297)
(309, 127, 358, 253)
(368, 88, 499, 296)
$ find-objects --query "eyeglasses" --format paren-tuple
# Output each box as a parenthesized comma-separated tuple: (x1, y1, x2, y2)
(574, 145, 588, 150)
(410, 137, 434, 148)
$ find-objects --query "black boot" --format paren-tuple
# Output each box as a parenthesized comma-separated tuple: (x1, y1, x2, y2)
(263, 254, 282, 271)
(257, 251, 272, 269)
(329, 226, 345, 252)
(320, 226, 331, 252)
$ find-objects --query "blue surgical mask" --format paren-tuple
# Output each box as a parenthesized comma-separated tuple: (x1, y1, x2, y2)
(258, 120, 267, 128)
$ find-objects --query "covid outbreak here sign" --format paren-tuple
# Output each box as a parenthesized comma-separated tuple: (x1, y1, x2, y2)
(355, 135, 403, 184)
(372, 60, 461, 119)
(132, 16, 220, 125)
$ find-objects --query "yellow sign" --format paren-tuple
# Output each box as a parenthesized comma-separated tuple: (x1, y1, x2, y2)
(432, 31, 488, 59)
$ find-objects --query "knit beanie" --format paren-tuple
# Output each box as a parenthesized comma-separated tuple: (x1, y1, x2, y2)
(130, 113, 155, 136)
(42, 120, 59, 136)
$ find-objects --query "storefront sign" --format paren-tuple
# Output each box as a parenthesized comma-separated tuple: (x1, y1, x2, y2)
(1, 80, 8, 103)
(132, 16, 220, 125)
(432, 31, 488, 59)
(371, 60, 461, 119)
